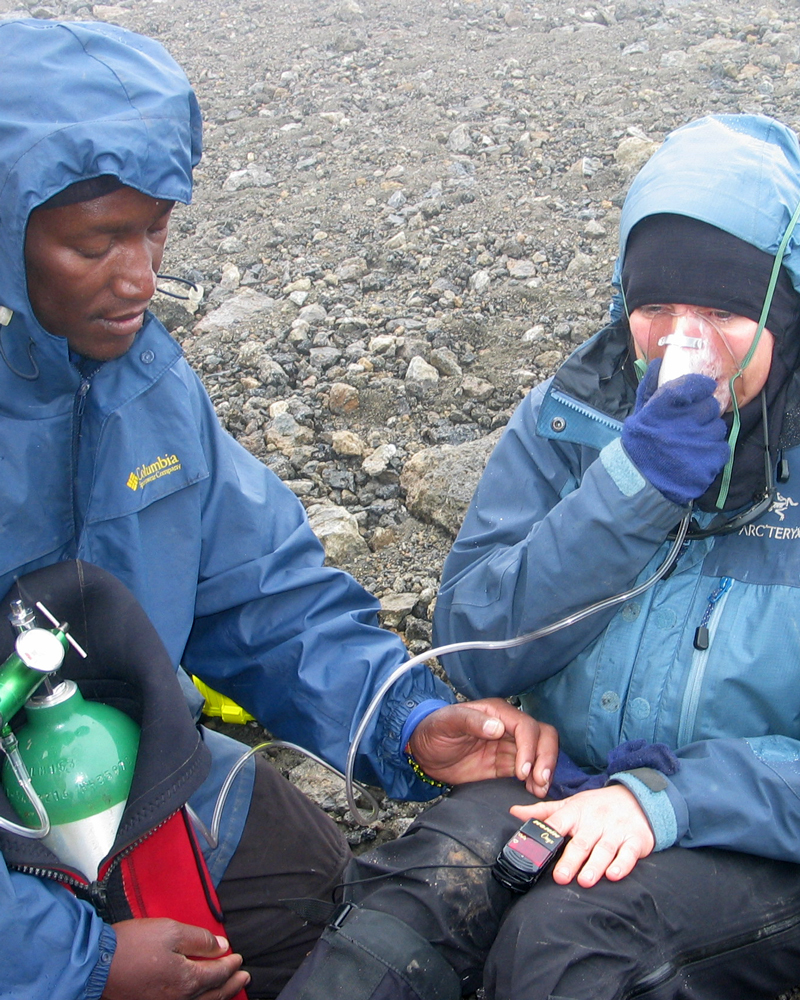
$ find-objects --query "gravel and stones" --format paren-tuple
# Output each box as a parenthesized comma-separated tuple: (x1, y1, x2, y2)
(6, 0, 800, 989)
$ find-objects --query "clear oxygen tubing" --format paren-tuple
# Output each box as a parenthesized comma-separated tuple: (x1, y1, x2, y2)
(187, 739, 382, 849)
(344, 508, 693, 825)
(188, 510, 692, 837)
(0, 733, 50, 839)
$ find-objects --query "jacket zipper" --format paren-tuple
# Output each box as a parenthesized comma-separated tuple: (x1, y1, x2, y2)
(12, 812, 174, 922)
(677, 579, 733, 747)
(549, 389, 624, 432)
(71, 374, 93, 539)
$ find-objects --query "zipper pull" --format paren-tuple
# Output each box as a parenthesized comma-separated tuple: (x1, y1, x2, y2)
(693, 576, 732, 651)
(77, 879, 112, 922)
(76, 377, 92, 419)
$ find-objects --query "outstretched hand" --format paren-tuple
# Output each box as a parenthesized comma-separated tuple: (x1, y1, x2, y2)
(510, 784, 655, 887)
(408, 698, 558, 797)
(102, 918, 250, 1000)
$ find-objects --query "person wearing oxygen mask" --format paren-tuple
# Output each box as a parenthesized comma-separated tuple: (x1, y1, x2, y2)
(417, 113, 800, 998)
(0, 19, 560, 1000)
(240, 116, 800, 1000)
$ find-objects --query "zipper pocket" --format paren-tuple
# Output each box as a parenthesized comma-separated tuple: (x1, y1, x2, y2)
(677, 579, 733, 747)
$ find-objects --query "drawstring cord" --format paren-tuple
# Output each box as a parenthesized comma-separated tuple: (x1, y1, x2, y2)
(0, 324, 39, 380)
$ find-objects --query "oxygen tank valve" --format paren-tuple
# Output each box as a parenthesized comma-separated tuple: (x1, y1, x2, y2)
(8, 600, 36, 633)
(0, 609, 68, 731)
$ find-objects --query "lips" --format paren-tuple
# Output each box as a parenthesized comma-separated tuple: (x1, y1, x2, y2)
(97, 310, 146, 337)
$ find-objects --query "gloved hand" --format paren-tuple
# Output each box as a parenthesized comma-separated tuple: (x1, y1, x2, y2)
(621, 359, 729, 505)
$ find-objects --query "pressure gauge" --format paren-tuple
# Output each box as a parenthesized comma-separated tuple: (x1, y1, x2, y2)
(15, 628, 66, 674)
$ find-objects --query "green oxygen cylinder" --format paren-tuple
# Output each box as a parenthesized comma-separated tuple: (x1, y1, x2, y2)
(1, 628, 140, 879)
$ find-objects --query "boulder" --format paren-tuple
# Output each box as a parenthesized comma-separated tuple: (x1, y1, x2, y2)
(401, 429, 503, 536)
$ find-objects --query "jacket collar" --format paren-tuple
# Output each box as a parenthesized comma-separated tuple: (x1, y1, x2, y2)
(536, 320, 637, 452)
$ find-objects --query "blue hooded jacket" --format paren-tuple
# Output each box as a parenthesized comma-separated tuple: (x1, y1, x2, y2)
(434, 115, 800, 861)
(0, 20, 450, 999)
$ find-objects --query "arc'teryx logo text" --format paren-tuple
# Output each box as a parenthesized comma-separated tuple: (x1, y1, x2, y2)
(126, 454, 182, 491)
(738, 492, 800, 539)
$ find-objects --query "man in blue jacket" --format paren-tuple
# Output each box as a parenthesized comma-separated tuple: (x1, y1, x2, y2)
(0, 19, 556, 1000)
(427, 114, 800, 997)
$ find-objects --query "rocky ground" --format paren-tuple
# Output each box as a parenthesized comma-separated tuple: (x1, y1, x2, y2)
(4, 0, 800, 990)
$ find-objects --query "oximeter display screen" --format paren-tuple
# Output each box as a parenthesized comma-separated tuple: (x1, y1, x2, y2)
(507, 832, 552, 869)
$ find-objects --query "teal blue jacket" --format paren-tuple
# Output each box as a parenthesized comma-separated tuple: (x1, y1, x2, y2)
(435, 115, 800, 861)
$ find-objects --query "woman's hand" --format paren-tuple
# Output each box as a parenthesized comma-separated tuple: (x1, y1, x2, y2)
(408, 699, 558, 797)
(510, 784, 655, 886)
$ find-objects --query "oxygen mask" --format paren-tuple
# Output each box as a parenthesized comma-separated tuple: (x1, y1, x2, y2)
(636, 305, 764, 414)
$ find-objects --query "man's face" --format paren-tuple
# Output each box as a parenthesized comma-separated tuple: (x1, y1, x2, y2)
(24, 186, 174, 361)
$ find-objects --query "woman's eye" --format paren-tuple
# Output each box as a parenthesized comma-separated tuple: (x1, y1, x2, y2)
(709, 310, 734, 322)
(639, 305, 667, 318)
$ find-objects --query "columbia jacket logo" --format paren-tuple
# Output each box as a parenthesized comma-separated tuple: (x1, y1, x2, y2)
(127, 454, 182, 491)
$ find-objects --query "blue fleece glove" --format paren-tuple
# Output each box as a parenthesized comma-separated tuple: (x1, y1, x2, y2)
(548, 739, 680, 800)
(621, 359, 729, 506)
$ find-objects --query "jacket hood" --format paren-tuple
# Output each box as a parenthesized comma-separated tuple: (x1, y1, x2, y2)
(0, 19, 201, 367)
(611, 115, 800, 317)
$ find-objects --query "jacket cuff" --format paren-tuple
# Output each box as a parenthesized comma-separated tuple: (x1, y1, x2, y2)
(599, 437, 647, 497)
(609, 769, 678, 851)
(84, 924, 116, 1000)
(399, 699, 451, 758)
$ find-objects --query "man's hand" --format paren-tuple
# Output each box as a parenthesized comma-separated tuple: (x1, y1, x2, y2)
(102, 918, 250, 1000)
(408, 698, 558, 797)
(510, 784, 655, 887)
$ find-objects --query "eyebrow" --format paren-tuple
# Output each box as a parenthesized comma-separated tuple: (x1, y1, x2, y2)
(77, 206, 174, 236)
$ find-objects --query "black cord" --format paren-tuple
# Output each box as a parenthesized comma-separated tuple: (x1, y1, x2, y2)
(0, 326, 39, 380)
(155, 273, 200, 300)
(332, 862, 494, 902)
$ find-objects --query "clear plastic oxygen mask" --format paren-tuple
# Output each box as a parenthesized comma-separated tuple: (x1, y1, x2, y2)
(642, 305, 743, 412)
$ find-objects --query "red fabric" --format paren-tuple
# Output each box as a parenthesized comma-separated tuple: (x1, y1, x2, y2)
(120, 809, 248, 1000)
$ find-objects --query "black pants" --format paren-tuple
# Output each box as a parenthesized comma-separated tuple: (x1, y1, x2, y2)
(217, 756, 350, 998)
(220, 766, 800, 999)
(349, 779, 800, 1000)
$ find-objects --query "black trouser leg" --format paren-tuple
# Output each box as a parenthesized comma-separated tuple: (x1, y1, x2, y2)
(276, 778, 534, 1000)
(347, 778, 538, 994)
(217, 756, 351, 998)
(483, 844, 800, 1000)
(276, 903, 461, 1000)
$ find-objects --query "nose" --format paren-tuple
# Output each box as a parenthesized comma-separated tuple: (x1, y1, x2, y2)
(672, 309, 705, 336)
(109, 237, 158, 303)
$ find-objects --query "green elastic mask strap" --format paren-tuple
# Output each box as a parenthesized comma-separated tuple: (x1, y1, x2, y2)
(715, 200, 800, 509)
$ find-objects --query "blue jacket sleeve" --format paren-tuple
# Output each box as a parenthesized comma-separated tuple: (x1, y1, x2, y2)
(433, 385, 684, 698)
(1, 860, 115, 999)
(181, 386, 452, 800)
(615, 735, 800, 862)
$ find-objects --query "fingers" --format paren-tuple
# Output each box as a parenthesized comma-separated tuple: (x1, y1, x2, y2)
(173, 925, 232, 959)
(408, 700, 560, 789)
(635, 357, 661, 407)
(195, 967, 251, 1000)
(412, 703, 501, 745)
(104, 919, 249, 1000)
(509, 786, 655, 887)
(649, 372, 720, 412)
(444, 700, 559, 793)
(554, 829, 648, 887)
(529, 722, 558, 797)
(188, 956, 248, 1000)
